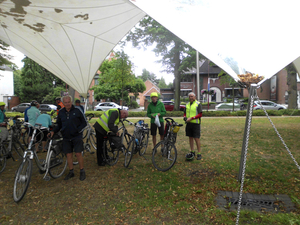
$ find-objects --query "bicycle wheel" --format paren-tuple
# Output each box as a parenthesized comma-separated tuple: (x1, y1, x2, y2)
(89, 131, 97, 150)
(139, 130, 149, 156)
(103, 139, 119, 166)
(0, 147, 7, 174)
(12, 140, 25, 159)
(124, 136, 134, 168)
(13, 157, 32, 202)
(22, 128, 29, 147)
(49, 150, 67, 179)
(82, 126, 88, 139)
(152, 141, 177, 172)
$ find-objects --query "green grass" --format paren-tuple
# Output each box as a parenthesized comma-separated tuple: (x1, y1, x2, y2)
(0, 117, 300, 224)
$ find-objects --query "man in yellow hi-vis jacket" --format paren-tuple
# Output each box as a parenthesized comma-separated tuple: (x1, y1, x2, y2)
(94, 108, 128, 166)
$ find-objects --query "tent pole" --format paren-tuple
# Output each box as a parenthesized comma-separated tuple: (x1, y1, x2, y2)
(84, 97, 88, 112)
(238, 84, 257, 182)
(196, 51, 200, 101)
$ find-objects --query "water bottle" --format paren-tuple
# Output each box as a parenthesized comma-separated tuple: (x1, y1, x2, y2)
(135, 138, 139, 145)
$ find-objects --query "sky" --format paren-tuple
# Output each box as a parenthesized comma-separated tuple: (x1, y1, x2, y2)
(9, 43, 175, 85)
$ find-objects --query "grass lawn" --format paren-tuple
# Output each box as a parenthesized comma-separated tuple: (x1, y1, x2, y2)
(1, 117, 300, 224)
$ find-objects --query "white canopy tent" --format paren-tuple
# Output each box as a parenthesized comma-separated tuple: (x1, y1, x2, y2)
(0, 0, 145, 97)
(1, 0, 300, 95)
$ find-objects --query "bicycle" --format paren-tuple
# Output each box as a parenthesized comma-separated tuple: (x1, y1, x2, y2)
(152, 118, 183, 172)
(82, 113, 97, 153)
(0, 117, 25, 174)
(102, 119, 135, 167)
(124, 120, 149, 168)
(13, 123, 67, 203)
(73, 113, 96, 165)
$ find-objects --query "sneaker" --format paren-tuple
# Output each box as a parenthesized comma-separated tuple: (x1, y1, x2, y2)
(64, 171, 74, 180)
(197, 154, 202, 160)
(80, 171, 86, 181)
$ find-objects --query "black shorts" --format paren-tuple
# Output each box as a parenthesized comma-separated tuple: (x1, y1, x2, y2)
(150, 122, 164, 136)
(62, 137, 84, 154)
(36, 130, 49, 142)
(185, 123, 201, 138)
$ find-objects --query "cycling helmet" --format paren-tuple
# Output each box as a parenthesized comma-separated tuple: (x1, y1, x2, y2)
(185, 152, 195, 161)
(75, 99, 81, 103)
(150, 92, 158, 98)
(55, 97, 61, 101)
(30, 100, 39, 106)
(0, 102, 5, 106)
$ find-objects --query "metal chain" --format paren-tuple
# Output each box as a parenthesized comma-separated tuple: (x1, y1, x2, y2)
(236, 94, 255, 225)
(256, 99, 300, 172)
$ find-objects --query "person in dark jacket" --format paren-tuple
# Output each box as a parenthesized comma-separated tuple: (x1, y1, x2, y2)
(49, 95, 87, 181)
(93, 108, 128, 166)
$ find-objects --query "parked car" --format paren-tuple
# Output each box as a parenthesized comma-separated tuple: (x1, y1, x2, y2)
(253, 100, 286, 110)
(162, 101, 186, 111)
(11, 103, 30, 112)
(215, 102, 241, 111)
(94, 102, 128, 111)
(39, 104, 57, 112)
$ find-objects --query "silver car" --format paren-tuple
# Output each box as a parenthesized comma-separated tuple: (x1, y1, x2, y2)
(94, 102, 128, 111)
(215, 103, 241, 111)
(11, 103, 30, 112)
(253, 100, 286, 110)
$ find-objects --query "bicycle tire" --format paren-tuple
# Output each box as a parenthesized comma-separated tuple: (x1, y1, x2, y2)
(89, 131, 97, 150)
(103, 139, 119, 166)
(82, 126, 88, 139)
(49, 150, 67, 179)
(12, 141, 25, 159)
(152, 141, 177, 172)
(139, 130, 149, 156)
(0, 147, 7, 174)
(13, 157, 32, 202)
(124, 136, 134, 168)
(22, 128, 29, 147)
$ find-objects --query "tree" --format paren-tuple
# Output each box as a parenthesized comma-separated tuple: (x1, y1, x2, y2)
(138, 68, 159, 85)
(13, 69, 22, 97)
(286, 63, 298, 109)
(92, 51, 145, 105)
(158, 77, 168, 89)
(125, 16, 206, 110)
(0, 40, 13, 67)
(20, 57, 63, 103)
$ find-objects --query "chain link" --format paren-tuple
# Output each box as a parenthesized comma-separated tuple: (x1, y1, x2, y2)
(236, 94, 255, 224)
(257, 99, 300, 172)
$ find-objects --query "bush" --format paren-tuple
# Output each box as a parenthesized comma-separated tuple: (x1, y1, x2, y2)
(128, 100, 139, 109)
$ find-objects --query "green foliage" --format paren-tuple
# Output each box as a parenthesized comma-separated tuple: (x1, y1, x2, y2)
(202, 102, 217, 106)
(43, 86, 65, 103)
(0, 40, 13, 67)
(138, 68, 160, 85)
(19, 56, 65, 103)
(92, 50, 144, 102)
(128, 100, 139, 109)
(13, 69, 22, 97)
(124, 16, 206, 111)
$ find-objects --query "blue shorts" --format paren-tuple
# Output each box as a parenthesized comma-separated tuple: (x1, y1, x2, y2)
(62, 137, 83, 154)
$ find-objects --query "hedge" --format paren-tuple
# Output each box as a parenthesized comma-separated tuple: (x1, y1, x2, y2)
(5, 109, 300, 119)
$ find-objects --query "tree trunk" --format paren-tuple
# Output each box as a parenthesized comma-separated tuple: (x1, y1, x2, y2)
(174, 41, 181, 111)
(286, 63, 297, 109)
(232, 86, 235, 111)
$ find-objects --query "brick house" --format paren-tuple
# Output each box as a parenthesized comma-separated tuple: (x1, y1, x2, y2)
(138, 80, 160, 106)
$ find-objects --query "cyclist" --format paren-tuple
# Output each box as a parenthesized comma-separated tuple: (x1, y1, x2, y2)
(27, 100, 41, 151)
(49, 95, 87, 181)
(0, 102, 8, 141)
(93, 108, 128, 166)
(147, 92, 166, 147)
(75, 99, 84, 113)
(184, 92, 202, 161)
(35, 113, 52, 152)
(55, 97, 65, 114)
